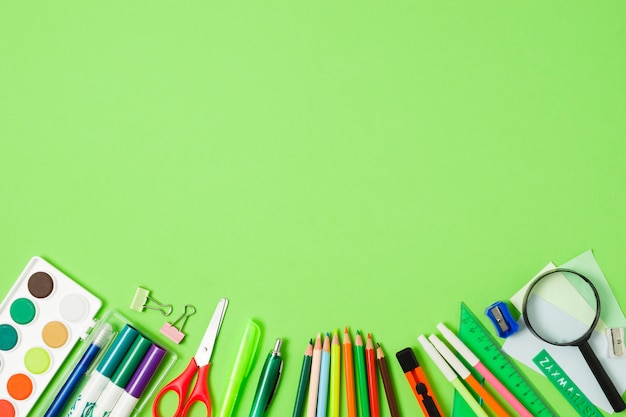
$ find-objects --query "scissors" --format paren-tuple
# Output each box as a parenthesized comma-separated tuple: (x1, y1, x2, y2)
(153, 297, 228, 417)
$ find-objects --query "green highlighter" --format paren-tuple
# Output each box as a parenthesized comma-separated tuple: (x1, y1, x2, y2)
(218, 320, 261, 417)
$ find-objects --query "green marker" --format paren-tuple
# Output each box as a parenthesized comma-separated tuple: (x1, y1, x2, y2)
(92, 334, 153, 417)
(218, 320, 261, 417)
(67, 324, 139, 417)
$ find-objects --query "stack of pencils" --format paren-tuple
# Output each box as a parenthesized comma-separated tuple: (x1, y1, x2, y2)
(292, 328, 400, 417)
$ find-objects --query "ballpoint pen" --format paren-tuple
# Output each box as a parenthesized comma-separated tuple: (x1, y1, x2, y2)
(249, 339, 284, 417)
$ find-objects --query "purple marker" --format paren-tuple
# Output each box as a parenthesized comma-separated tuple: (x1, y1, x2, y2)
(109, 344, 167, 417)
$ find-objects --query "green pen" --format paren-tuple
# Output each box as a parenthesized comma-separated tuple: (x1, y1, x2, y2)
(218, 320, 261, 417)
(249, 339, 284, 417)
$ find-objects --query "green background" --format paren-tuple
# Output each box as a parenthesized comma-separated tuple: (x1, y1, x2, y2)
(1, 1, 625, 416)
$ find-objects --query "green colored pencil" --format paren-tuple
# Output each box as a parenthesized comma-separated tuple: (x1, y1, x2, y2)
(293, 339, 313, 417)
(354, 331, 371, 417)
(329, 330, 341, 417)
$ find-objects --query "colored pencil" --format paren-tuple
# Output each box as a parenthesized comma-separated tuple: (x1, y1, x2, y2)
(365, 334, 380, 417)
(316, 334, 331, 417)
(343, 327, 357, 417)
(418, 335, 488, 417)
(307, 334, 322, 417)
(329, 330, 341, 417)
(376, 343, 400, 417)
(292, 339, 313, 417)
(436, 323, 532, 417)
(354, 331, 371, 417)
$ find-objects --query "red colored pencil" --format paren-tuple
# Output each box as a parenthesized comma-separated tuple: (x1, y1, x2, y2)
(365, 333, 380, 417)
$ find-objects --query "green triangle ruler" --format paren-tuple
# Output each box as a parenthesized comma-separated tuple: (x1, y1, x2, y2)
(451, 302, 557, 417)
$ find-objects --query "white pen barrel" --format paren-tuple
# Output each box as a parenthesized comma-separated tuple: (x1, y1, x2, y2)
(92, 383, 124, 417)
(108, 392, 138, 417)
(66, 372, 109, 417)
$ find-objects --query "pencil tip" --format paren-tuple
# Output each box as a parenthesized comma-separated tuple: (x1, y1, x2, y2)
(356, 329, 361, 335)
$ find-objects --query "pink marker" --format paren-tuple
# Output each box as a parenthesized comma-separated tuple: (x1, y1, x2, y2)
(436, 322, 533, 417)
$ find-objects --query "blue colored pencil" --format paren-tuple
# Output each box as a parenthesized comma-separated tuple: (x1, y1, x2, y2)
(316, 333, 331, 417)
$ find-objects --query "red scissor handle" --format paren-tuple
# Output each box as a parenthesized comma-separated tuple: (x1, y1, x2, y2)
(152, 358, 212, 417)
(181, 362, 211, 416)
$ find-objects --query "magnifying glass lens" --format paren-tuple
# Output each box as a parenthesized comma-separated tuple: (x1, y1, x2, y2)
(524, 270, 600, 345)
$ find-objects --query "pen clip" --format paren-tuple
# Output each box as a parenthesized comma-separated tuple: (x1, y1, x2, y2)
(264, 360, 283, 410)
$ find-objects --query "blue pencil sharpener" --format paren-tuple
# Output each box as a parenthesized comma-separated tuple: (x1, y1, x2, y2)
(485, 301, 519, 338)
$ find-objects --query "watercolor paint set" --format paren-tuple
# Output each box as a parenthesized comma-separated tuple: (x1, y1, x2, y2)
(0, 257, 177, 417)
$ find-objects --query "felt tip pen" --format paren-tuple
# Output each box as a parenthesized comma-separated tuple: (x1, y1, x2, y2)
(67, 325, 139, 417)
(436, 322, 533, 417)
(109, 344, 167, 417)
(44, 324, 113, 417)
(249, 339, 284, 417)
(417, 335, 489, 417)
(92, 334, 152, 417)
(218, 320, 261, 417)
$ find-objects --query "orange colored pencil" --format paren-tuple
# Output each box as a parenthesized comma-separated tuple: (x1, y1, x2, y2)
(365, 334, 380, 417)
(343, 327, 357, 417)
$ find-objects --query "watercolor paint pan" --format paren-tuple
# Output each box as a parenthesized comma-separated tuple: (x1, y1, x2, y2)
(0, 256, 102, 417)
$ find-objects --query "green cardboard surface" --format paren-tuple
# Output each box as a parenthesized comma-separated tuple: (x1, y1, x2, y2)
(1, 1, 626, 416)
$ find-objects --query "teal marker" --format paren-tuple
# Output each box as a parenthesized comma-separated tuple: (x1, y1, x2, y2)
(92, 334, 153, 417)
(67, 324, 139, 417)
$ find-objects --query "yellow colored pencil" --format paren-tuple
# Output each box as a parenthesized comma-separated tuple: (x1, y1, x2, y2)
(329, 330, 341, 417)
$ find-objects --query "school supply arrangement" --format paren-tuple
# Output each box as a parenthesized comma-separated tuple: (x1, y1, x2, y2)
(2, 249, 625, 417)
(0, 257, 176, 417)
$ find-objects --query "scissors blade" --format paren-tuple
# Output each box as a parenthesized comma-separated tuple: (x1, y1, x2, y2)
(194, 297, 228, 366)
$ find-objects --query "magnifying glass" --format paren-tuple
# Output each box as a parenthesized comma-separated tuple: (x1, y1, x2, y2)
(522, 268, 626, 412)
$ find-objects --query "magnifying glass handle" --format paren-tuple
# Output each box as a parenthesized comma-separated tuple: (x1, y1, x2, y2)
(579, 341, 626, 412)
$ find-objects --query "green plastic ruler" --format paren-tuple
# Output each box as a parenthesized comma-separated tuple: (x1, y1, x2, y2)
(452, 302, 557, 417)
(533, 349, 601, 417)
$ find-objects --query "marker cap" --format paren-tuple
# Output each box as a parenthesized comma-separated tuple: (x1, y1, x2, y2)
(111, 335, 153, 388)
(97, 325, 139, 378)
(126, 344, 167, 399)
